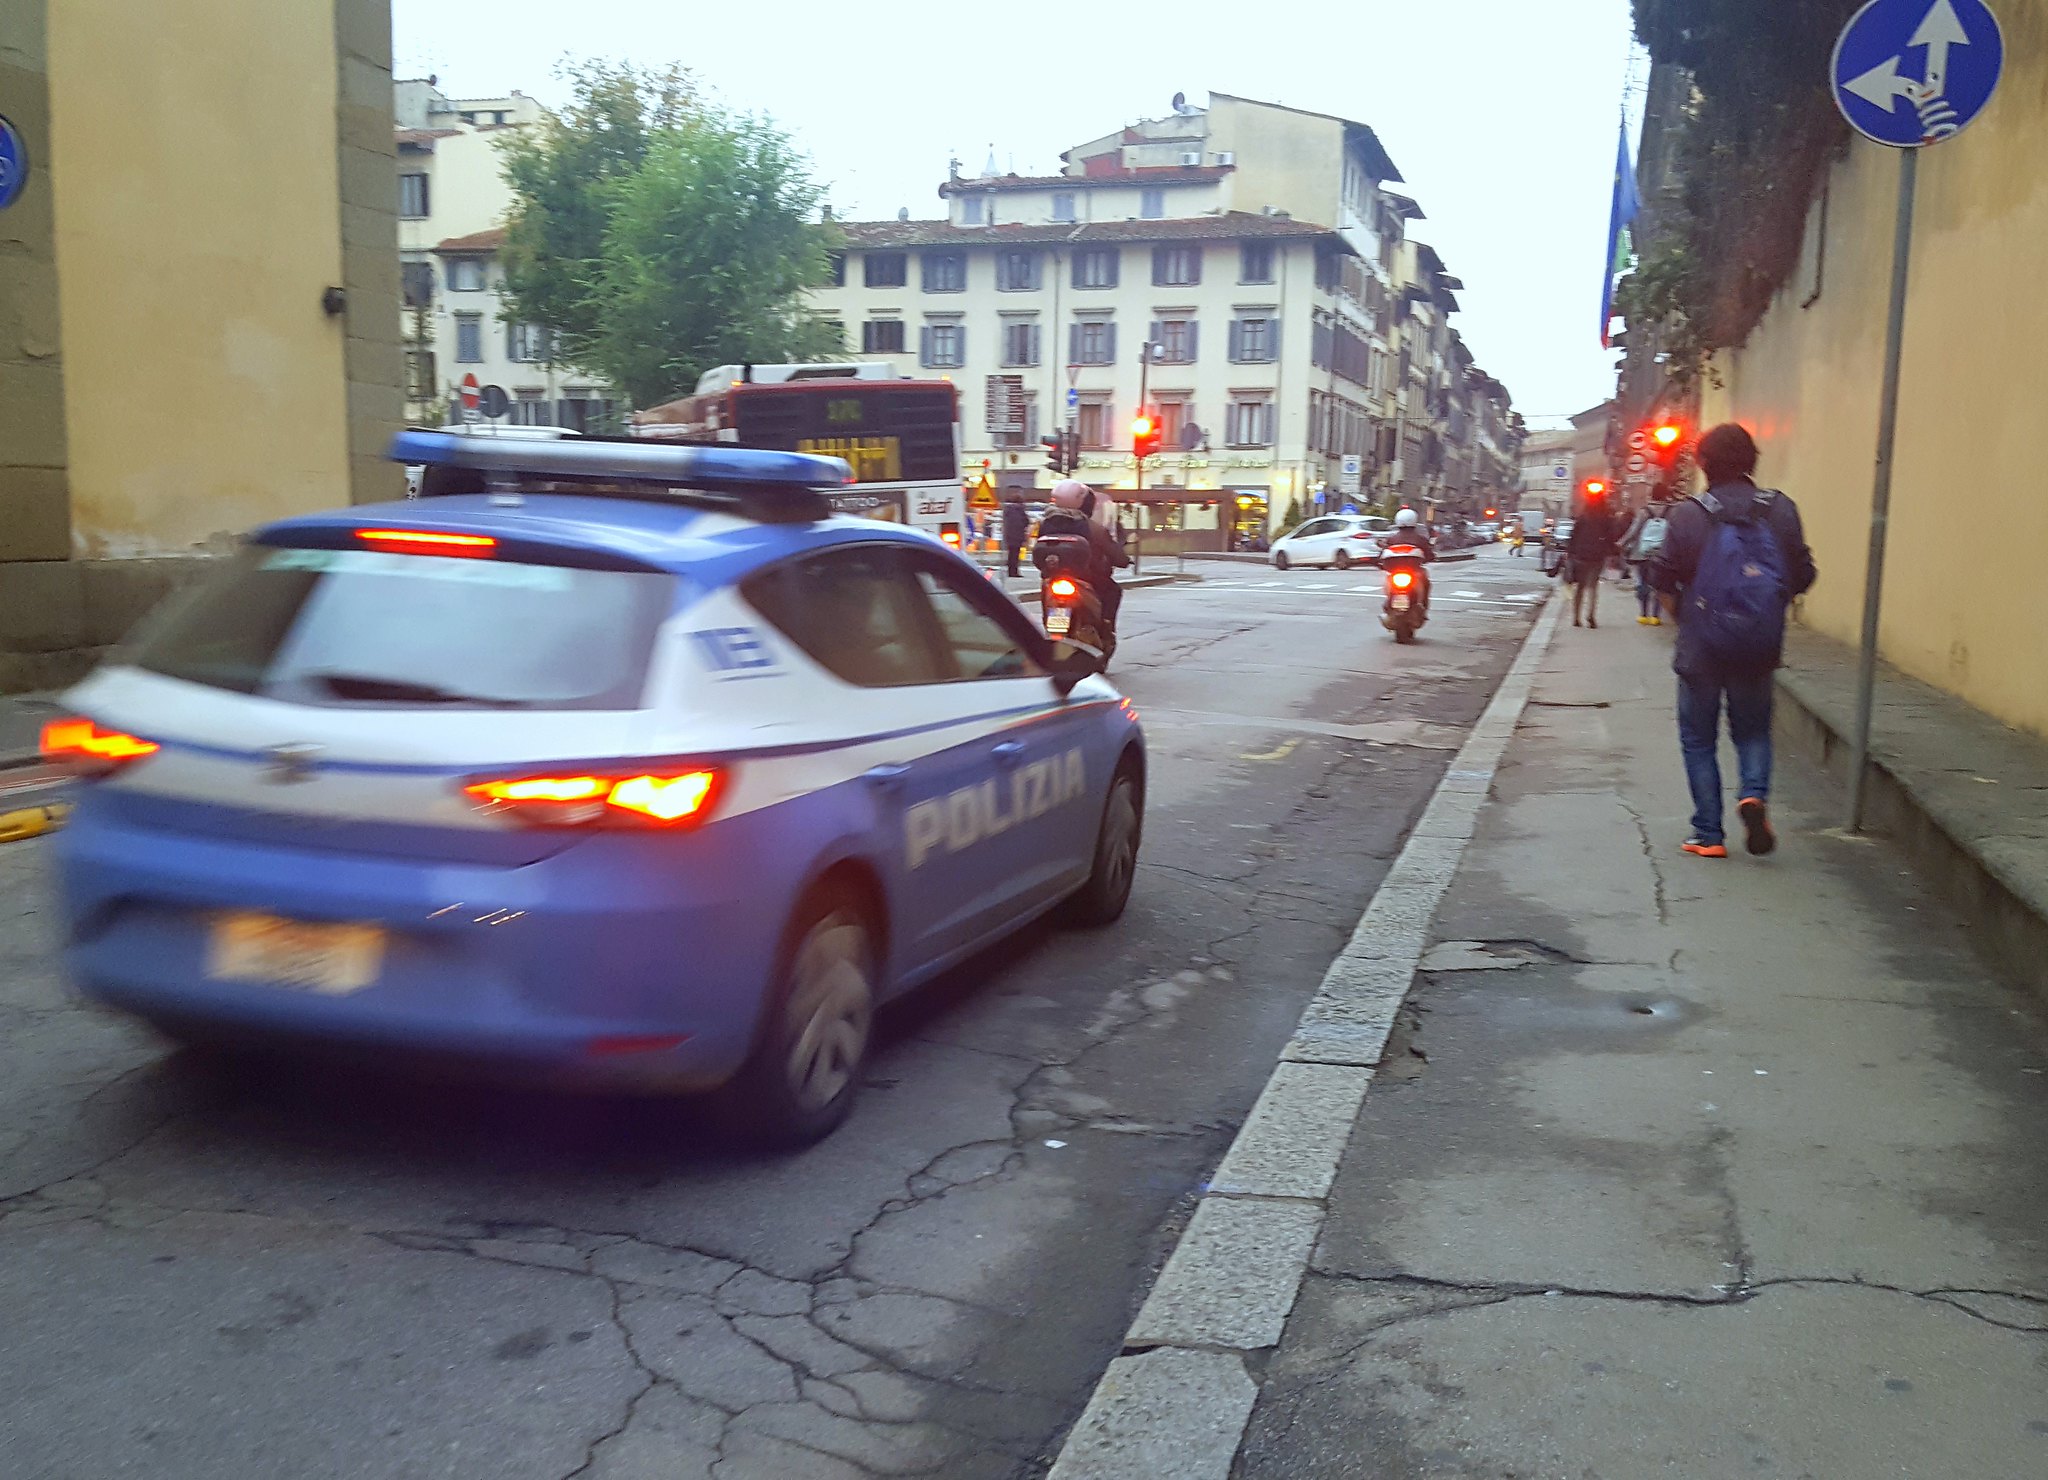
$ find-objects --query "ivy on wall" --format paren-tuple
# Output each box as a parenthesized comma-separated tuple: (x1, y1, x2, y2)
(1629, 1, 1857, 366)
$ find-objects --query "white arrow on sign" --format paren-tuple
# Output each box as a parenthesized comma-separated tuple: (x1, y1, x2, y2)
(1845, 52, 1916, 111)
(1910, 0, 1970, 96)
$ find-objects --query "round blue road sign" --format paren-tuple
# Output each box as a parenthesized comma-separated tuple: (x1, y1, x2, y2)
(1833, 0, 2004, 148)
(0, 115, 29, 212)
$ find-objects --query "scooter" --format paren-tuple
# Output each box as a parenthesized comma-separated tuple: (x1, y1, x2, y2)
(1380, 543, 1430, 644)
(1034, 534, 1116, 670)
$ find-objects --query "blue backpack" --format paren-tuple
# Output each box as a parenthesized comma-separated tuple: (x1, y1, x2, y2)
(1686, 489, 1787, 668)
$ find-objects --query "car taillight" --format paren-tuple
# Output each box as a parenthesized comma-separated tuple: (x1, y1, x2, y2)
(40, 717, 159, 774)
(355, 528, 496, 558)
(1390, 571, 1415, 590)
(1048, 577, 1079, 599)
(940, 528, 963, 547)
(463, 767, 723, 828)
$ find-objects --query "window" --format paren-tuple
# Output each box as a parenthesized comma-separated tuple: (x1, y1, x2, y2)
(400, 260, 435, 308)
(864, 252, 907, 288)
(399, 172, 429, 218)
(920, 320, 965, 369)
(404, 348, 435, 401)
(1073, 249, 1119, 289)
(911, 562, 1042, 680)
(129, 545, 671, 711)
(961, 196, 985, 225)
(1226, 398, 1274, 447)
(447, 257, 485, 292)
(1001, 320, 1042, 368)
(1152, 246, 1200, 286)
(1051, 192, 1077, 223)
(1076, 400, 1112, 449)
(454, 313, 483, 363)
(510, 390, 551, 426)
(1140, 188, 1165, 220)
(862, 318, 906, 354)
(827, 251, 846, 287)
(995, 251, 1041, 292)
(506, 323, 551, 362)
(1154, 398, 1190, 450)
(1229, 316, 1278, 363)
(1240, 242, 1274, 283)
(815, 319, 845, 353)
(557, 392, 616, 434)
(1070, 319, 1116, 366)
(743, 547, 947, 688)
(922, 250, 966, 292)
(1152, 317, 1197, 364)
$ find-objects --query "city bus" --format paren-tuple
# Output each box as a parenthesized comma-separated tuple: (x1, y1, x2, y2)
(630, 363, 965, 547)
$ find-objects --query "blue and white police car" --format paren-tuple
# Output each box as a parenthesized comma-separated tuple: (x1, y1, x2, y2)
(45, 432, 1144, 1145)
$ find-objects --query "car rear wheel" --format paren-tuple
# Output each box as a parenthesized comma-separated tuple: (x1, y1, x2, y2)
(1273, 551, 1290, 571)
(719, 885, 876, 1148)
(1333, 549, 1353, 571)
(1067, 765, 1142, 926)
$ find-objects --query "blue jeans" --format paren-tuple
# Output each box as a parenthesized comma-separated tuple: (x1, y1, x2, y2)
(1636, 562, 1658, 617)
(1677, 670, 1774, 845)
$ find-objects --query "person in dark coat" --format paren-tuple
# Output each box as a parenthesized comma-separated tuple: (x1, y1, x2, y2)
(1566, 490, 1624, 628)
(1001, 491, 1029, 578)
(1649, 422, 1818, 859)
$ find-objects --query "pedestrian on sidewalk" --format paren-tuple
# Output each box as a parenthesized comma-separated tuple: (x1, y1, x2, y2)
(1566, 488, 1622, 628)
(1650, 423, 1817, 858)
(1621, 498, 1672, 624)
(1001, 490, 1029, 579)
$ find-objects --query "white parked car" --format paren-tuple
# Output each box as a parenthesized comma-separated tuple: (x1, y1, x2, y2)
(1271, 515, 1385, 571)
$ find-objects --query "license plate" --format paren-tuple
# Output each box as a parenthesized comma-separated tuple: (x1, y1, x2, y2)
(206, 913, 385, 995)
(1391, 595, 1412, 611)
(1045, 606, 1072, 635)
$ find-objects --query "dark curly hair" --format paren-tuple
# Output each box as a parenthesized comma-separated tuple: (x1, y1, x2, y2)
(1697, 423, 1760, 485)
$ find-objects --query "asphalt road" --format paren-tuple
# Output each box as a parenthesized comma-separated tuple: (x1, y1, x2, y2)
(0, 551, 1548, 1480)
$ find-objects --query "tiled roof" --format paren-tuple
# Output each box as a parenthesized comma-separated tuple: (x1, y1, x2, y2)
(938, 166, 1232, 197)
(433, 227, 507, 253)
(395, 128, 459, 148)
(836, 212, 1342, 250)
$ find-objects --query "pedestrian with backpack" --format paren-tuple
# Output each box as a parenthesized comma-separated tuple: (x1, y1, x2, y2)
(1649, 424, 1817, 859)
(1622, 499, 1672, 625)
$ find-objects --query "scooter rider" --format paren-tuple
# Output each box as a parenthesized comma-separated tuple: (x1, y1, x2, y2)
(1389, 507, 1436, 563)
(1036, 478, 1130, 631)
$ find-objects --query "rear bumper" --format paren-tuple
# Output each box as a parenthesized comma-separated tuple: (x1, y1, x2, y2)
(51, 796, 806, 1090)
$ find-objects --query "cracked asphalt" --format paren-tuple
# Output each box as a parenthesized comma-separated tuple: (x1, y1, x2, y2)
(0, 557, 1546, 1480)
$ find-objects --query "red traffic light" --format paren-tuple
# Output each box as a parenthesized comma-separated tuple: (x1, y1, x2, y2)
(1131, 412, 1162, 459)
(1651, 423, 1682, 449)
(1583, 478, 1608, 498)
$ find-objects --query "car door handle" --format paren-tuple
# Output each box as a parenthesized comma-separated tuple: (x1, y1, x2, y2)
(863, 763, 912, 793)
(991, 741, 1027, 768)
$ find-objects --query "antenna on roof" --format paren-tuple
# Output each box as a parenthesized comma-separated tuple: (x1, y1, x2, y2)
(1171, 91, 1187, 112)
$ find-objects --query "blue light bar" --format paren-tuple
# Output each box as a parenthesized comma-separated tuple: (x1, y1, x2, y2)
(389, 430, 851, 489)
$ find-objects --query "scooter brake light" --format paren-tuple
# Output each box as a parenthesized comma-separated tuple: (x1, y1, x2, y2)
(1047, 577, 1079, 599)
(1390, 571, 1415, 590)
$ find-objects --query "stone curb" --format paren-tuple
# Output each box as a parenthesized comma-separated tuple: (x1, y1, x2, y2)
(1044, 590, 1565, 1480)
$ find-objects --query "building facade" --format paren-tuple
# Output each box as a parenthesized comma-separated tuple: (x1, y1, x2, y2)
(810, 93, 1521, 542)
(0, 0, 401, 688)
(394, 81, 618, 431)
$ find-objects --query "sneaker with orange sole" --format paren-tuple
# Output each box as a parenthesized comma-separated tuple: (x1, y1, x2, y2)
(1738, 797, 1776, 856)
(1682, 838, 1729, 858)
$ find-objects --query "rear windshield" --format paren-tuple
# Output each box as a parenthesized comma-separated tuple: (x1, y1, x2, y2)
(125, 545, 674, 710)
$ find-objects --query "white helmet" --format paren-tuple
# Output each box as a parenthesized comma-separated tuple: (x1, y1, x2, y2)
(1395, 508, 1420, 528)
(1050, 479, 1092, 511)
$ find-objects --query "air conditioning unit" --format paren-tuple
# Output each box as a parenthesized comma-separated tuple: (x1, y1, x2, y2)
(1180, 151, 1202, 166)
(1214, 151, 1235, 165)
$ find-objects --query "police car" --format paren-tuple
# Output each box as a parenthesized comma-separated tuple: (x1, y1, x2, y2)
(44, 432, 1145, 1146)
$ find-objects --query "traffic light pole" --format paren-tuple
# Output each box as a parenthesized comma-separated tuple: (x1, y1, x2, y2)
(1132, 344, 1151, 574)
(1846, 147, 1918, 835)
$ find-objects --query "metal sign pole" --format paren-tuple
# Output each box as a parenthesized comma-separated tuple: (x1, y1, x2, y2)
(1846, 145, 1918, 833)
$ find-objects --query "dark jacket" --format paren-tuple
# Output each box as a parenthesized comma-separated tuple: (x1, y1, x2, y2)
(1035, 508, 1129, 587)
(1650, 479, 1817, 675)
(1001, 498, 1029, 546)
(1567, 506, 1622, 561)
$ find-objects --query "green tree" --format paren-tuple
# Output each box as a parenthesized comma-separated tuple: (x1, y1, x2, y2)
(498, 62, 839, 407)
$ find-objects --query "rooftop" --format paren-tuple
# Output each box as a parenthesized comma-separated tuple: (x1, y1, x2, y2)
(433, 227, 508, 254)
(835, 212, 1343, 251)
(939, 166, 1232, 197)
(1208, 91, 1403, 183)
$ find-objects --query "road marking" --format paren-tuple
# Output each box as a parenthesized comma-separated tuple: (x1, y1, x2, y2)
(1238, 737, 1300, 763)
(1046, 589, 1565, 1480)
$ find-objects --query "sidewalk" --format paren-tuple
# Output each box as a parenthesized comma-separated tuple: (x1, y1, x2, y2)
(1233, 614, 2048, 1475)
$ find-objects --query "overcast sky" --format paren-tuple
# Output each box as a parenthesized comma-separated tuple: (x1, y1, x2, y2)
(395, 0, 1642, 424)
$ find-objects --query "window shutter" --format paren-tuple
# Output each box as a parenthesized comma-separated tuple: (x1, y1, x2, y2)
(1228, 321, 1244, 362)
(954, 325, 966, 365)
(1029, 323, 1042, 366)
(1150, 247, 1165, 285)
(1267, 319, 1280, 362)
(919, 325, 932, 368)
(1187, 321, 1199, 363)
(1149, 320, 1162, 356)
(1186, 247, 1201, 285)
(1069, 323, 1080, 364)
(1105, 321, 1117, 364)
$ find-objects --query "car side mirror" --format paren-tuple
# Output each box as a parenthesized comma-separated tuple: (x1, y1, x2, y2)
(1048, 640, 1103, 695)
